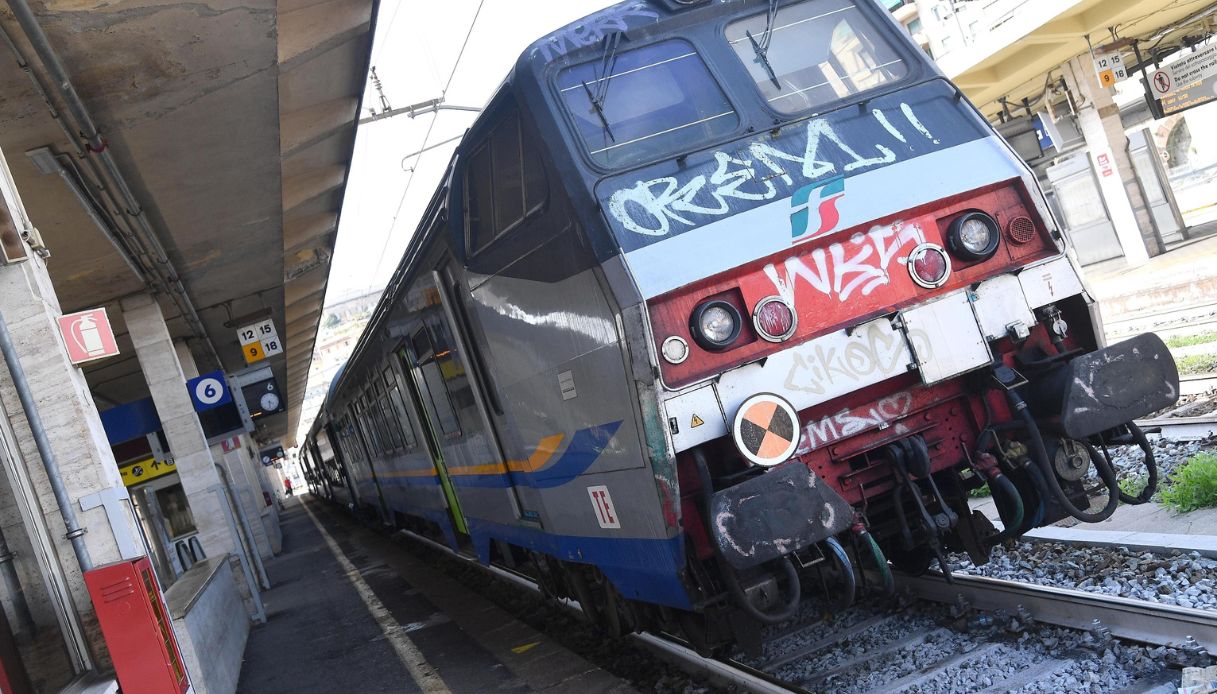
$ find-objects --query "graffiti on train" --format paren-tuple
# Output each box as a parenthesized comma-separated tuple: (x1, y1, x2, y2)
(763, 220, 926, 304)
(795, 391, 916, 455)
(601, 83, 983, 250)
(782, 322, 929, 396)
(535, 3, 659, 62)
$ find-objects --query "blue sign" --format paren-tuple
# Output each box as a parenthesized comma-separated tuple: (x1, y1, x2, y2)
(100, 398, 161, 445)
(1034, 114, 1054, 151)
(187, 370, 232, 412)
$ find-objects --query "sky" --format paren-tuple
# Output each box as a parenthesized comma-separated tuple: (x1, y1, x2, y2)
(325, 0, 614, 302)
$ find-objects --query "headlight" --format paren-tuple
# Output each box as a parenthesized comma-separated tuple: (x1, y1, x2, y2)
(690, 300, 742, 351)
(947, 211, 1001, 261)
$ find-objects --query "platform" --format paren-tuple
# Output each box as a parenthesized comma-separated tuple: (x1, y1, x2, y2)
(237, 498, 635, 694)
(1084, 226, 1217, 341)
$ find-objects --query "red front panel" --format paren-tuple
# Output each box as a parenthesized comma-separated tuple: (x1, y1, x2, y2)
(650, 181, 1054, 388)
(84, 557, 189, 694)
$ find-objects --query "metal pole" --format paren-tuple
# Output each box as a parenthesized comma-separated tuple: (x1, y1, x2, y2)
(211, 480, 266, 624)
(0, 309, 92, 573)
(215, 463, 270, 590)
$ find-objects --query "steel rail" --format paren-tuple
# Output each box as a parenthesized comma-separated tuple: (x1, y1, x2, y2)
(1136, 415, 1217, 440)
(898, 572, 1217, 652)
(392, 528, 794, 693)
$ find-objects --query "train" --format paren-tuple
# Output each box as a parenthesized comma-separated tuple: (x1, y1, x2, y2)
(300, 0, 1180, 653)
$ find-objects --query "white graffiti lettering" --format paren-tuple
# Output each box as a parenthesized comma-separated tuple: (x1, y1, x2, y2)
(794, 391, 916, 455)
(607, 104, 935, 237)
(537, 4, 660, 62)
(763, 221, 926, 304)
(783, 322, 930, 396)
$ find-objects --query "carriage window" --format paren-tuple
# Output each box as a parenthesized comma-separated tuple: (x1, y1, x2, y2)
(339, 413, 365, 463)
(726, 0, 907, 114)
(356, 396, 383, 455)
(466, 109, 547, 254)
(384, 368, 417, 449)
(557, 39, 738, 168)
(375, 381, 403, 451)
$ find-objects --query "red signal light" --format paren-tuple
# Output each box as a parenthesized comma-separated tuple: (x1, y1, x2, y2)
(753, 297, 796, 342)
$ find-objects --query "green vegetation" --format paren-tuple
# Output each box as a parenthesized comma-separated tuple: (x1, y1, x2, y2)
(1160, 453, 1217, 513)
(1166, 331, 1217, 349)
(1118, 474, 1148, 499)
(969, 483, 990, 498)
(1176, 353, 1217, 376)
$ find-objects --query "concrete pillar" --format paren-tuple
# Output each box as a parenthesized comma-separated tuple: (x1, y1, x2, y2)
(0, 237, 145, 674)
(221, 440, 275, 560)
(245, 442, 283, 553)
(1065, 56, 1159, 265)
(119, 294, 243, 569)
(170, 338, 277, 559)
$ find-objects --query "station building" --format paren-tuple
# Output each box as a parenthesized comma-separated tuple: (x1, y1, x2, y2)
(903, 0, 1217, 269)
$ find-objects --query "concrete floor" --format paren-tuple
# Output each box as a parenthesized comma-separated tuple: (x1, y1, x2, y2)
(238, 498, 633, 693)
(972, 493, 1217, 535)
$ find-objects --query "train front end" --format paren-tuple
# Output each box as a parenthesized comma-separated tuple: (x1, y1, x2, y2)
(545, 0, 1181, 642)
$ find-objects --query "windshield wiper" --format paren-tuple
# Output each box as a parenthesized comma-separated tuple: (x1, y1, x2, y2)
(581, 79, 615, 142)
(584, 31, 624, 142)
(747, 30, 781, 89)
(748, 0, 782, 90)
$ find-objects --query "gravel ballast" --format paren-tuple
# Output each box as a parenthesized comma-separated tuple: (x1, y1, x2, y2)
(951, 541, 1217, 610)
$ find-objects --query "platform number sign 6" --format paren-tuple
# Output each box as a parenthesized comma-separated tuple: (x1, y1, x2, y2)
(187, 370, 232, 412)
(587, 485, 620, 529)
(195, 378, 223, 405)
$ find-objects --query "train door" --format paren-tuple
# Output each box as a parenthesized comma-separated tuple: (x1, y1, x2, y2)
(323, 420, 360, 509)
(397, 341, 469, 535)
(397, 268, 525, 531)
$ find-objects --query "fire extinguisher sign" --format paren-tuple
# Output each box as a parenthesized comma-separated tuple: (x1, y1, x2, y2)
(57, 307, 120, 365)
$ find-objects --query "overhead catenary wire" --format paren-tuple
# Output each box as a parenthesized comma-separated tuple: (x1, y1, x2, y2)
(367, 0, 487, 290)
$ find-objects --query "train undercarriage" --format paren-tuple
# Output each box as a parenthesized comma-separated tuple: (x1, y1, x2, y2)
(657, 295, 1178, 654)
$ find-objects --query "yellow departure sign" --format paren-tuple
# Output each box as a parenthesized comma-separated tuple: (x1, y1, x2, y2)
(120, 457, 177, 487)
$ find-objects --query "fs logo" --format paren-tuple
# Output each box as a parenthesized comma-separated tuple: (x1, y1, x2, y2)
(790, 176, 845, 244)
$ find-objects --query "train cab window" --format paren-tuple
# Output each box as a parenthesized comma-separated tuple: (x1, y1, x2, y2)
(725, 0, 907, 114)
(466, 109, 547, 255)
(556, 39, 737, 168)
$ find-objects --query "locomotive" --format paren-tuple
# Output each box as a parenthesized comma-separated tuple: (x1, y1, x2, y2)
(301, 0, 1178, 652)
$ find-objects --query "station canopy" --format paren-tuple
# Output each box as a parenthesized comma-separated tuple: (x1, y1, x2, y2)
(0, 0, 376, 445)
(939, 0, 1216, 113)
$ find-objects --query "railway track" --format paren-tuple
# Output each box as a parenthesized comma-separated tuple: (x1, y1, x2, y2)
(739, 571, 1213, 693)
(397, 523, 1214, 693)
(1136, 374, 1217, 439)
(901, 572, 1217, 652)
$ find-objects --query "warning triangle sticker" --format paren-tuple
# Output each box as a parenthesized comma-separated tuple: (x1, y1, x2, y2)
(691, 414, 704, 428)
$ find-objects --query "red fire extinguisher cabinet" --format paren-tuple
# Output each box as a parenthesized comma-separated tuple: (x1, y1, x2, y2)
(84, 556, 189, 693)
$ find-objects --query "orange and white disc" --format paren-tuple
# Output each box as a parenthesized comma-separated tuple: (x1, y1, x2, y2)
(732, 393, 800, 467)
